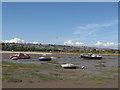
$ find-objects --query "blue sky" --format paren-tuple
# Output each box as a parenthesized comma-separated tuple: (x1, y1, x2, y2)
(2, 2, 118, 48)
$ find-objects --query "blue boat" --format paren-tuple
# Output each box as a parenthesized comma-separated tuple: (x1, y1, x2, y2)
(38, 57, 51, 61)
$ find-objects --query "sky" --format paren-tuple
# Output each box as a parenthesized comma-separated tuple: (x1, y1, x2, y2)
(2, 2, 119, 48)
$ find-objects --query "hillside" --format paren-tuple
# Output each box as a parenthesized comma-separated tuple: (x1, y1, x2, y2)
(1, 43, 119, 54)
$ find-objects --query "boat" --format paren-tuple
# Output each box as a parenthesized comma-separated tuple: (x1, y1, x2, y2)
(38, 57, 51, 61)
(10, 53, 30, 59)
(11, 57, 18, 60)
(61, 63, 78, 69)
(80, 53, 102, 59)
(50, 57, 60, 59)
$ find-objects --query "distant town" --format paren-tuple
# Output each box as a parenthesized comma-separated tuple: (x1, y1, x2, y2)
(1, 43, 120, 54)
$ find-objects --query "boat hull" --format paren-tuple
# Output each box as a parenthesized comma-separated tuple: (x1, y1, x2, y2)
(11, 57, 18, 60)
(63, 67, 78, 69)
(38, 58, 51, 61)
(61, 64, 78, 69)
(80, 56, 102, 59)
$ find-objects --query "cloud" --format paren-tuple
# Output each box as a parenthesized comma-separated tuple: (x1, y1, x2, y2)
(2, 38, 41, 44)
(32, 41, 39, 44)
(92, 41, 119, 46)
(64, 40, 84, 46)
(64, 40, 119, 49)
(64, 40, 74, 45)
(77, 23, 112, 30)
(74, 20, 117, 35)
(75, 42, 84, 45)
(2, 38, 24, 43)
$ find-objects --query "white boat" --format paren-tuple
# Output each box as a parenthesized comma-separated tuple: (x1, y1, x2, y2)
(61, 63, 78, 69)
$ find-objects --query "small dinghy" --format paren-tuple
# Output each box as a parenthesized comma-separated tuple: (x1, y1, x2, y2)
(61, 63, 78, 69)
(80, 53, 102, 59)
(38, 57, 51, 61)
(11, 57, 18, 60)
(51, 57, 60, 59)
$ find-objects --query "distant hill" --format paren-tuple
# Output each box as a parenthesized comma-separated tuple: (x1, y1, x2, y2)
(1, 43, 119, 54)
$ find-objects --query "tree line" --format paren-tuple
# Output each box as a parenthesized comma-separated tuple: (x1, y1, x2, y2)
(1, 43, 120, 54)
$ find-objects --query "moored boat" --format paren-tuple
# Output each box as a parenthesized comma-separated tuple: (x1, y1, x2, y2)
(38, 57, 51, 61)
(10, 53, 30, 59)
(50, 57, 60, 59)
(11, 57, 18, 60)
(61, 63, 78, 69)
(80, 53, 102, 59)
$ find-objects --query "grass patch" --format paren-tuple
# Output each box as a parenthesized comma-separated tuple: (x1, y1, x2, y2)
(2, 61, 40, 68)
(87, 80, 103, 85)
(38, 73, 62, 81)
(2, 61, 53, 69)
(3, 76, 22, 82)
(28, 80, 33, 83)
(2, 65, 13, 67)
(2, 61, 62, 82)
(89, 73, 115, 80)
(2, 70, 23, 82)
(97, 61, 106, 63)
(65, 70, 76, 73)
(103, 58, 117, 60)
(50, 72, 61, 76)
(95, 64, 106, 67)
(107, 69, 118, 72)
(24, 71, 38, 76)
(3, 70, 14, 76)
(21, 70, 62, 81)
(48, 61, 59, 64)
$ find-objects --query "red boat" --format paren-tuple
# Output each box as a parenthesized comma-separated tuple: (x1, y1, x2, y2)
(10, 53, 30, 59)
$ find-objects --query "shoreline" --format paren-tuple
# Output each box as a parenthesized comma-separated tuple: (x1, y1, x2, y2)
(1, 51, 119, 56)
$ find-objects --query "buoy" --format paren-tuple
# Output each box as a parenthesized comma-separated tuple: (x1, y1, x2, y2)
(81, 66, 85, 69)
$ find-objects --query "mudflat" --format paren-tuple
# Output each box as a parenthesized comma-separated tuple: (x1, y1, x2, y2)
(2, 53, 118, 88)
